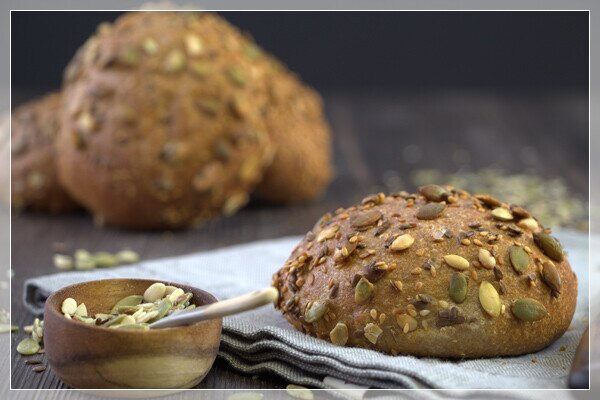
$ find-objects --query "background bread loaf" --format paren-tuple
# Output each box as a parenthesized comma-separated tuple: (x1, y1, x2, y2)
(57, 12, 274, 229)
(11, 92, 79, 214)
(255, 57, 333, 203)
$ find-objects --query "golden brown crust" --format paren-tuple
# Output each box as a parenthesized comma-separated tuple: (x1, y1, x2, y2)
(273, 186, 577, 358)
(57, 12, 273, 229)
(11, 92, 79, 214)
(256, 59, 333, 203)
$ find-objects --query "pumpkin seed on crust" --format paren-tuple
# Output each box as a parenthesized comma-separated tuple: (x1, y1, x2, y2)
(305, 301, 328, 323)
(449, 272, 468, 304)
(509, 245, 530, 274)
(541, 261, 562, 294)
(329, 322, 349, 346)
(355, 277, 374, 304)
(444, 255, 470, 270)
(533, 233, 564, 261)
(511, 298, 548, 321)
(416, 202, 446, 220)
(418, 184, 449, 202)
(479, 281, 501, 317)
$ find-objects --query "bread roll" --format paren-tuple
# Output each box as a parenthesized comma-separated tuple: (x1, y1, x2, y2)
(11, 92, 79, 213)
(273, 186, 577, 358)
(58, 12, 273, 229)
(256, 58, 333, 203)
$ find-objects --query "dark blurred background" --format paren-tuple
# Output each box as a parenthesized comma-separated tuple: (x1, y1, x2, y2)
(12, 11, 588, 95)
(10, 11, 589, 229)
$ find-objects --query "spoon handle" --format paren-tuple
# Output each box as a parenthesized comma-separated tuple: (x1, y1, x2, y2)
(149, 287, 279, 329)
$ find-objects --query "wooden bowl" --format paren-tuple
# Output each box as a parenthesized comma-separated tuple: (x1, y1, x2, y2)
(43, 278, 222, 389)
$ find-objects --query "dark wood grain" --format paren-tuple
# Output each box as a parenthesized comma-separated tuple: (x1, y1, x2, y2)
(10, 90, 588, 389)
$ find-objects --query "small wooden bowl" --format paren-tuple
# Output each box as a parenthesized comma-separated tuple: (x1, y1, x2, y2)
(43, 278, 222, 389)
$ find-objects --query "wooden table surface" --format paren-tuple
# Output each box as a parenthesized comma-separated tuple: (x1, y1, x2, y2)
(9, 90, 589, 389)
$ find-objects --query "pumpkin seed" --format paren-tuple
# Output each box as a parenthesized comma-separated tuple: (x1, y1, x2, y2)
(16, 338, 40, 355)
(167, 288, 185, 304)
(491, 208, 513, 221)
(418, 184, 449, 202)
(226, 67, 247, 87)
(142, 38, 159, 55)
(475, 194, 502, 208)
(93, 252, 118, 268)
(74, 315, 95, 324)
(116, 323, 150, 331)
(510, 206, 531, 219)
(244, 44, 262, 59)
(364, 323, 383, 344)
(115, 249, 140, 264)
(533, 233, 564, 261)
(184, 34, 204, 56)
(509, 245, 530, 273)
(190, 61, 211, 78)
(111, 295, 143, 314)
(117, 46, 140, 66)
(354, 277, 374, 304)
(444, 255, 470, 270)
(329, 322, 348, 346)
(53, 254, 73, 270)
(396, 314, 418, 333)
(74, 249, 96, 270)
(390, 234, 414, 251)
(479, 281, 501, 317)
(176, 293, 193, 309)
(31, 318, 43, 342)
(74, 303, 88, 317)
(286, 384, 314, 400)
(148, 299, 171, 322)
(350, 210, 382, 229)
(541, 261, 561, 293)
(449, 273, 468, 303)
(103, 314, 127, 327)
(222, 193, 249, 216)
(478, 249, 496, 269)
(61, 298, 77, 316)
(163, 49, 186, 73)
(75, 111, 97, 137)
(164, 285, 179, 295)
(304, 301, 328, 323)
(511, 298, 548, 321)
(417, 202, 446, 220)
(143, 282, 166, 303)
(517, 218, 539, 232)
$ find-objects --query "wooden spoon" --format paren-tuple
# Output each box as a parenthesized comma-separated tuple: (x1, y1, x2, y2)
(149, 287, 279, 329)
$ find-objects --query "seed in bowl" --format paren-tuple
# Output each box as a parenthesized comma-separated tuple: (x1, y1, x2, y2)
(63, 282, 196, 330)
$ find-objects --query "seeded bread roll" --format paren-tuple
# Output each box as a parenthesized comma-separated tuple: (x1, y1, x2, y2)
(255, 58, 333, 203)
(273, 186, 577, 358)
(57, 12, 273, 229)
(11, 93, 79, 213)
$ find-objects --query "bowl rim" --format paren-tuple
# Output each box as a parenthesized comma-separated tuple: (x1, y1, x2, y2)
(44, 278, 221, 335)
